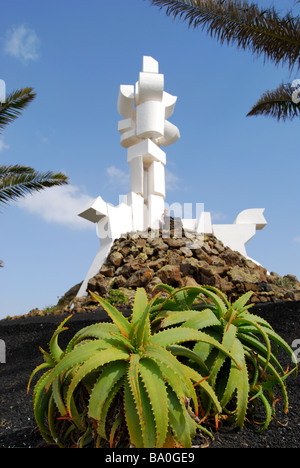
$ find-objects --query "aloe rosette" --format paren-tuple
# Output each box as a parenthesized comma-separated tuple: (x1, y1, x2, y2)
(28, 287, 240, 448)
(151, 284, 298, 431)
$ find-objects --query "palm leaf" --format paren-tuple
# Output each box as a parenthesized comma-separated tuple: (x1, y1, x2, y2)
(247, 82, 300, 121)
(149, 0, 300, 70)
(0, 87, 36, 134)
(0, 165, 68, 207)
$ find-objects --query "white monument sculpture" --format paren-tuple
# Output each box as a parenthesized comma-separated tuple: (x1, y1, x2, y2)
(76, 57, 267, 297)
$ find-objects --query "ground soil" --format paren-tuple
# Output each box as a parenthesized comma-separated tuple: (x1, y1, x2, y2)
(0, 300, 299, 449)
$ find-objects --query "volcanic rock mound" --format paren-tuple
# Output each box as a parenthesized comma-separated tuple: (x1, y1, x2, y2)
(59, 226, 300, 315)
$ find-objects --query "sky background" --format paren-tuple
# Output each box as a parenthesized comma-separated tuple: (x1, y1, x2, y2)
(0, 0, 299, 319)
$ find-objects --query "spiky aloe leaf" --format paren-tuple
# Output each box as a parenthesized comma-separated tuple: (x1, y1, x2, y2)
(66, 348, 130, 414)
(167, 386, 195, 448)
(248, 351, 290, 414)
(167, 344, 209, 375)
(134, 299, 152, 349)
(182, 308, 221, 330)
(127, 354, 158, 447)
(220, 337, 245, 408)
(236, 317, 271, 375)
(214, 334, 248, 428)
(199, 285, 231, 309)
(139, 358, 169, 447)
(89, 291, 133, 338)
(109, 413, 122, 448)
(144, 344, 198, 414)
(181, 363, 222, 413)
(135, 293, 162, 349)
(235, 358, 249, 428)
(157, 285, 228, 318)
(181, 286, 228, 318)
(150, 326, 240, 368)
(49, 315, 72, 363)
(52, 375, 67, 416)
(131, 287, 148, 331)
(96, 377, 125, 441)
(209, 324, 237, 386)
(27, 362, 52, 394)
(88, 360, 128, 421)
(66, 323, 119, 352)
(235, 311, 273, 330)
(124, 378, 144, 448)
(238, 332, 285, 374)
(239, 315, 296, 368)
(159, 310, 201, 328)
(254, 390, 273, 432)
(32, 369, 53, 444)
(158, 308, 220, 330)
(232, 291, 254, 311)
(48, 394, 64, 447)
(44, 340, 117, 391)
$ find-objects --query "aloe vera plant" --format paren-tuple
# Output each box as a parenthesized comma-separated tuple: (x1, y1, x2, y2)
(28, 287, 239, 448)
(151, 284, 298, 431)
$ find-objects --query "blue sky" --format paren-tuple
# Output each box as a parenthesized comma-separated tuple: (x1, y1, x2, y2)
(0, 0, 299, 319)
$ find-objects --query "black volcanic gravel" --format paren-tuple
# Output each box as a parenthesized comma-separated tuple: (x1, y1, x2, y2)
(0, 301, 299, 449)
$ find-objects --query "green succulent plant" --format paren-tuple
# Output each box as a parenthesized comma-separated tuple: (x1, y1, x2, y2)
(28, 287, 239, 448)
(151, 284, 298, 431)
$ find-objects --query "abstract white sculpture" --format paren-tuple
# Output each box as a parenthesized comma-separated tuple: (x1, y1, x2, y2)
(77, 56, 180, 296)
(76, 57, 267, 297)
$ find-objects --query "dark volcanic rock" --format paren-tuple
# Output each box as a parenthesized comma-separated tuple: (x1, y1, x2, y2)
(57, 227, 300, 315)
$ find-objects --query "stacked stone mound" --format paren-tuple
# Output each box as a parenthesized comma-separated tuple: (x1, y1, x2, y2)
(65, 226, 300, 314)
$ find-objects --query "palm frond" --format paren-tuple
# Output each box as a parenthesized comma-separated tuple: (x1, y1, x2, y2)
(0, 88, 36, 134)
(0, 165, 69, 207)
(149, 0, 300, 70)
(247, 82, 300, 121)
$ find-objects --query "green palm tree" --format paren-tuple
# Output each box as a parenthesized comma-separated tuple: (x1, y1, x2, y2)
(149, 0, 300, 121)
(0, 164, 68, 207)
(0, 87, 68, 206)
(0, 86, 68, 266)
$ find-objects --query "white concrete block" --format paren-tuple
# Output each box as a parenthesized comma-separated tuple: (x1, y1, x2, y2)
(120, 128, 141, 149)
(157, 120, 180, 147)
(143, 56, 159, 73)
(163, 91, 177, 118)
(212, 224, 256, 257)
(130, 156, 144, 195)
(148, 161, 165, 198)
(137, 72, 164, 104)
(117, 85, 135, 118)
(234, 208, 267, 230)
(78, 196, 108, 223)
(96, 216, 111, 240)
(107, 203, 133, 240)
(77, 237, 114, 297)
(127, 139, 166, 166)
(136, 100, 165, 139)
(182, 219, 197, 231)
(197, 211, 213, 234)
(148, 194, 165, 229)
(126, 192, 145, 231)
(118, 118, 134, 133)
(143, 168, 149, 202)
